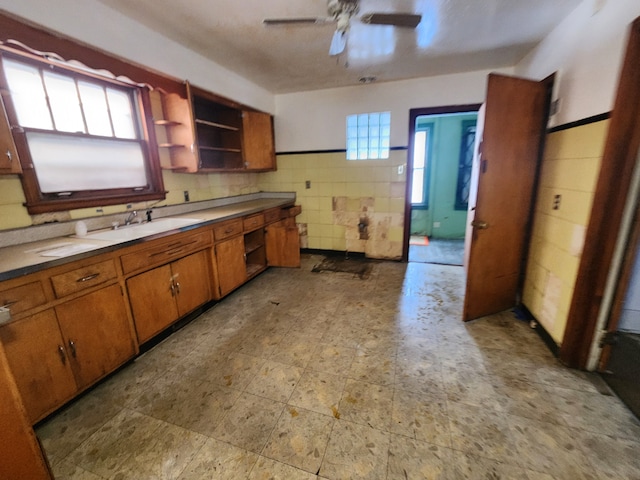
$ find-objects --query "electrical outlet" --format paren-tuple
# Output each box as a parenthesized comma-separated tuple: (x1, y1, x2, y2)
(305, 180, 311, 189)
(184, 190, 190, 202)
(398, 165, 404, 175)
(553, 194, 561, 210)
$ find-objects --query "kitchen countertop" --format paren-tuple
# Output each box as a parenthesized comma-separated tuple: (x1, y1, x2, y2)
(0, 196, 295, 282)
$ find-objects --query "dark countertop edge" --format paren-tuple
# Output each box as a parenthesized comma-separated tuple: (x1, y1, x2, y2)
(0, 197, 295, 283)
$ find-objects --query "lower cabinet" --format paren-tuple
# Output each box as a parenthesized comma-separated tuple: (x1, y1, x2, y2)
(127, 250, 211, 343)
(214, 235, 247, 298)
(0, 284, 136, 423)
(266, 219, 301, 268)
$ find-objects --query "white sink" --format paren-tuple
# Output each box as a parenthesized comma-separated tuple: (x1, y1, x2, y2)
(84, 218, 203, 242)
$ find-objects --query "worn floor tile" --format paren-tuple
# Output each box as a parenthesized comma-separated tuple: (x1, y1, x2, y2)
(448, 401, 518, 464)
(307, 344, 358, 375)
(320, 420, 390, 480)
(448, 449, 531, 480)
(390, 389, 451, 447)
(262, 406, 334, 474)
(387, 435, 451, 480)
(575, 429, 640, 479)
(177, 438, 258, 480)
(288, 370, 347, 417)
(270, 333, 317, 368)
(339, 379, 394, 431)
(248, 456, 318, 480)
(245, 359, 304, 403)
(50, 460, 104, 480)
(348, 350, 396, 386)
(66, 409, 164, 478)
(212, 392, 285, 453)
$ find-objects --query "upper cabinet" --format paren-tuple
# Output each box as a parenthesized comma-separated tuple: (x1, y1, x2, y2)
(157, 82, 276, 173)
(0, 93, 21, 175)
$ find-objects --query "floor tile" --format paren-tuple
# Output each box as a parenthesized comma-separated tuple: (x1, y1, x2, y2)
(262, 406, 334, 474)
(390, 388, 451, 447)
(212, 392, 286, 453)
(307, 344, 357, 375)
(245, 359, 304, 403)
(448, 449, 531, 480)
(177, 438, 258, 480)
(319, 420, 390, 480)
(248, 456, 318, 480)
(348, 349, 396, 386)
(575, 429, 640, 479)
(387, 434, 450, 480)
(50, 460, 103, 480)
(339, 379, 394, 431)
(288, 370, 347, 417)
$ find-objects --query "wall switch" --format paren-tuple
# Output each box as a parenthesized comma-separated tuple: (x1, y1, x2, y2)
(305, 180, 311, 189)
(184, 190, 190, 202)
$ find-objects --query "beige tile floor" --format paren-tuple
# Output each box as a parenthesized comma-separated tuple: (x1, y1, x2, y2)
(37, 255, 640, 479)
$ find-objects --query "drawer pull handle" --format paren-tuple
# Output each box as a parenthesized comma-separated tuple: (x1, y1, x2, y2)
(57, 345, 66, 365)
(224, 227, 235, 234)
(1, 300, 17, 309)
(68, 339, 77, 358)
(6, 149, 12, 162)
(170, 282, 176, 296)
(175, 282, 181, 294)
(77, 273, 100, 283)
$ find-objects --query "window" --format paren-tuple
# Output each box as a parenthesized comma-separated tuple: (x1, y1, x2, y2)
(411, 127, 431, 206)
(346, 111, 390, 160)
(454, 121, 477, 210)
(0, 52, 164, 214)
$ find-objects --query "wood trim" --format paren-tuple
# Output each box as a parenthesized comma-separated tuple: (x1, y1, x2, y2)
(547, 112, 611, 133)
(559, 17, 640, 368)
(403, 104, 482, 262)
(0, 11, 184, 95)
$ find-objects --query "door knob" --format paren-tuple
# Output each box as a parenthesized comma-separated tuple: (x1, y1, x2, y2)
(471, 220, 488, 229)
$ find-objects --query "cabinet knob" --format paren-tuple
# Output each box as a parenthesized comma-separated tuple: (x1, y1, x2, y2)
(68, 339, 77, 358)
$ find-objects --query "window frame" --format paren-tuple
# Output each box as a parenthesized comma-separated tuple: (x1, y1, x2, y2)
(0, 48, 165, 214)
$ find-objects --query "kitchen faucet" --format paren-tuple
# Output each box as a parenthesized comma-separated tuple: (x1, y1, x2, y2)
(124, 210, 138, 225)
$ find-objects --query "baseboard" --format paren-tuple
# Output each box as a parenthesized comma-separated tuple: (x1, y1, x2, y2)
(301, 248, 368, 260)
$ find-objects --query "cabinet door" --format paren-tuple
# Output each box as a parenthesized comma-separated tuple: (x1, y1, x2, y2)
(0, 95, 21, 174)
(266, 220, 301, 268)
(56, 284, 136, 390)
(0, 310, 77, 424)
(127, 264, 178, 344)
(242, 110, 275, 171)
(215, 235, 247, 297)
(172, 250, 211, 317)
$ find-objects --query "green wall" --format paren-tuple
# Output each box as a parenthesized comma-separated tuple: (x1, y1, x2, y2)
(410, 113, 477, 239)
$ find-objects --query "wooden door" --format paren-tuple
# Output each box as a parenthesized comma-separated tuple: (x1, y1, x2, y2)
(173, 250, 212, 317)
(463, 73, 551, 321)
(56, 285, 136, 390)
(127, 264, 179, 343)
(242, 110, 276, 170)
(266, 220, 301, 268)
(0, 94, 21, 174)
(215, 235, 247, 297)
(0, 310, 77, 423)
(0, 343, 52, 480)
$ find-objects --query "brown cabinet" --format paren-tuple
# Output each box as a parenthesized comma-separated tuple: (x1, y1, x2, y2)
(158, 82, 276, 173)
(0, 94, 21, 174)
(266, 218, 301, 268)
(55, 284, 136, 390)
(214, 235, 247, 298)
(127, 250, 211, 343)
(0, 310, 77, 424)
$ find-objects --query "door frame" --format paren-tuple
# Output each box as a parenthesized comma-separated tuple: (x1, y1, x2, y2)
(560, 17, 640, 368)
(402, 104, 482, 262)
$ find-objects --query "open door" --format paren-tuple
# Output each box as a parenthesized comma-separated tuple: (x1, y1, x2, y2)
(463, 73, 552, 321)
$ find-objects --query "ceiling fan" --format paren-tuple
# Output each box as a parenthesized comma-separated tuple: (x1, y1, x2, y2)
(263, 0, 422, 56)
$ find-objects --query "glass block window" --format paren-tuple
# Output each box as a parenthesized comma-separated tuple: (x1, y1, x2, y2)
(346, 111, 390, 160)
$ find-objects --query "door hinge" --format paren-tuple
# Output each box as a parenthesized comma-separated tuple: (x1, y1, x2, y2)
(599, 330, 618, 347)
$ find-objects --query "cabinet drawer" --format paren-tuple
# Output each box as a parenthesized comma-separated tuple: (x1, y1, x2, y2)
(213, 219, 243, 241)
(264, 208, 281, 224)
(282, 205, 302, 218)
(243, 213, 264, 232)
(51, 260, 117, 298)
(121, 230, 211, 274)
(0, 281, 46, 315)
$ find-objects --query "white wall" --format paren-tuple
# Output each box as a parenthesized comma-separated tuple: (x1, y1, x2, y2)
(0, 0, 275, 113)
(273, 68, 513, 152)
(515, 0, 640, 126)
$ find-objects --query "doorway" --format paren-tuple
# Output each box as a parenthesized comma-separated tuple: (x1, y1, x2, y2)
(405, 106, 480, 265)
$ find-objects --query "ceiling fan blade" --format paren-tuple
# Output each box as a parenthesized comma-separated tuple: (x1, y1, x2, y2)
(263, 17, 334, 26)
(360, 13, 422, 28)
(329, 30, 347, 56)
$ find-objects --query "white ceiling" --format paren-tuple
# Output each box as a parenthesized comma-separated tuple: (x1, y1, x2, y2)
(96, 0, 583, 94)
